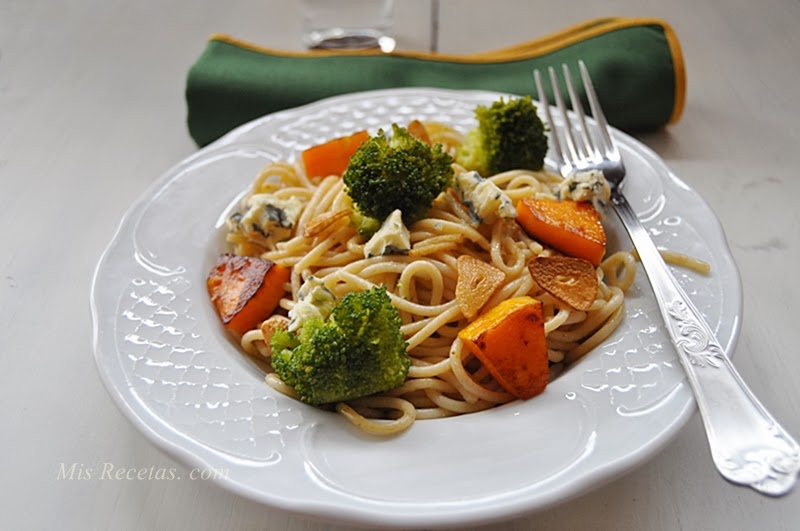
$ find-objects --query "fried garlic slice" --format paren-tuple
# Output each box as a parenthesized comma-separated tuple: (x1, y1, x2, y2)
(528, 255, 598, 311)
(456, 255, 505, 319)
(302, 208, 350, 238)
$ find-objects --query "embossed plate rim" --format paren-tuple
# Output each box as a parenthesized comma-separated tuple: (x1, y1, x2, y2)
(91, 88, 742, 528)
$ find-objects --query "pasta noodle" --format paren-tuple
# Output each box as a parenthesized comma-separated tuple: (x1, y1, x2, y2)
(226, 123, 640, 435)
(630, 248, 712, 274)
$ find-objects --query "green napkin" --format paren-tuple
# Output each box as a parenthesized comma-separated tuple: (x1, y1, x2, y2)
(186, 17, 686, 147)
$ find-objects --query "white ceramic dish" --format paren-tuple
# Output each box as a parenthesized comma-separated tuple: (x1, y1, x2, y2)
(91, 88, 742, 528)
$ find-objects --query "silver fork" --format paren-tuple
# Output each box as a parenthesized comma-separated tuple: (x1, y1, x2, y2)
(534, 61, 800, 497)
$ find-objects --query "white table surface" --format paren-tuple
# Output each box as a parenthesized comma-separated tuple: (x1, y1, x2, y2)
(2, 0, 799, 529)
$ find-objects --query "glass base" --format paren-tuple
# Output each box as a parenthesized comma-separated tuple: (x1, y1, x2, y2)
(305, 29, 396, 52)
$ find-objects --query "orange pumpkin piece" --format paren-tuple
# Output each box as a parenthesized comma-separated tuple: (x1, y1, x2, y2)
(207, 253, 290, 336)
(516, 197, 606, 266)
(301, 130, 370, 178)
(458, 296, 548, 399)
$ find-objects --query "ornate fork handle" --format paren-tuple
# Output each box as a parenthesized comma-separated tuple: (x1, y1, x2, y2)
(612, 190, 800, 496)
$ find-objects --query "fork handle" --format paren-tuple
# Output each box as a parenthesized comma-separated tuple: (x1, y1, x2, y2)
(611, 191, 800, 496)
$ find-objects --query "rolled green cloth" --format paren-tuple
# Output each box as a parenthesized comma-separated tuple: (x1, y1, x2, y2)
(186, 17, 686, 147)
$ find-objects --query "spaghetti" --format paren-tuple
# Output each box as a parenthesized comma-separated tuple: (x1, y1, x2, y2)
(230, 123, 638, 435)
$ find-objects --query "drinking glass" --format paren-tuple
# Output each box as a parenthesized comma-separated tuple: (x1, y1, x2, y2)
(301, 0, 396, 52)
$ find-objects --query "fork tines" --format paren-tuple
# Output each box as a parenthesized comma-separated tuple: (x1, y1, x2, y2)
(533, 61, 618, 172)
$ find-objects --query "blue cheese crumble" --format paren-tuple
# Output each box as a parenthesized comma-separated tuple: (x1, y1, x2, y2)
(364, 209, 411, 258)
(227, 193, 303, 248)
(555, 170, 611, 216)
(453, 171, 517, 225)
(288, 276, 337, 332)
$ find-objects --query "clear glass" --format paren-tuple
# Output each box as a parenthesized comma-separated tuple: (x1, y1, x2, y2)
(301, 0, 396, 51)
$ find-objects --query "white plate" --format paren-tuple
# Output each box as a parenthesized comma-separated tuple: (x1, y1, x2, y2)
(91, 88, 742, 528)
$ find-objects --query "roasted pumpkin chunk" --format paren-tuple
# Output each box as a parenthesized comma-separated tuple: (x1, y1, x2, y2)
(207, 253, 290, 336)
(458, 296, 548, 399)
(516, 197, 606, 266)
(301, 130, 369, 179)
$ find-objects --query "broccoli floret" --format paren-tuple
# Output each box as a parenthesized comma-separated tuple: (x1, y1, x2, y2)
(270, 286, 410, 406)
(343, 124, 454, 227)
(349, 208, 383, 239)
(455, 96, 548, 176)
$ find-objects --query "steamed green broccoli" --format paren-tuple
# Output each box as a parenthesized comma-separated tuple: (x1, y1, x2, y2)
(349, 208, 383, 239)
(270, 286, 410, 406)
(455, 96, 548, 176)
(342, 124, 454, 230)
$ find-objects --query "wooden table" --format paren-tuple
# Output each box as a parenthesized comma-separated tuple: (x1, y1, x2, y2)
(2, 1, 798, 529)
